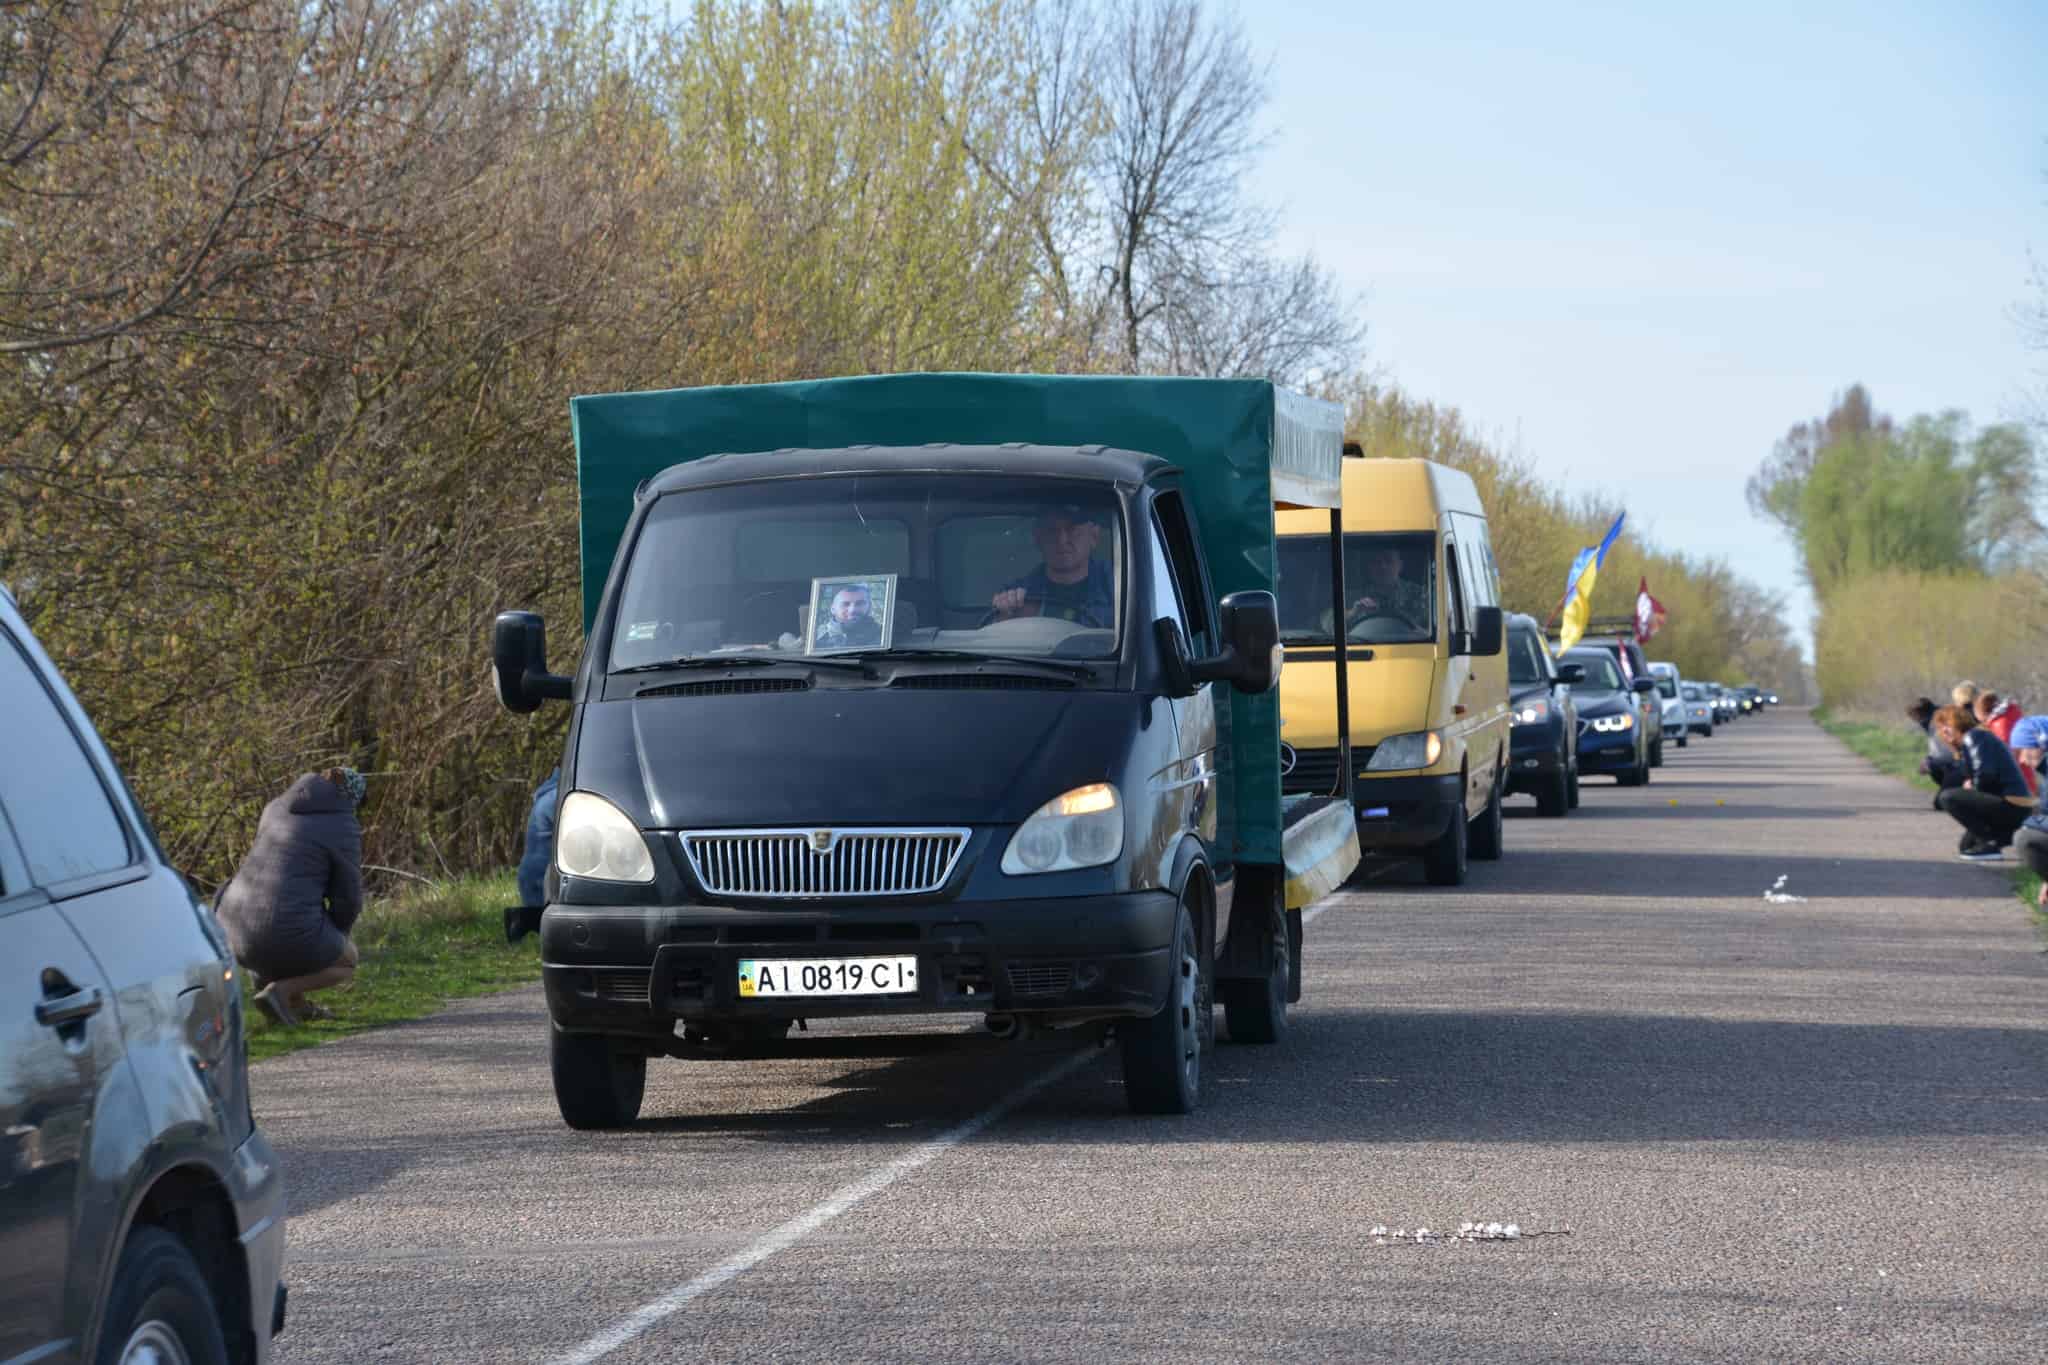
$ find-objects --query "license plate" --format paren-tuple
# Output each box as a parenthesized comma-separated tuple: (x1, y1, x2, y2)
(737, 956, 919, 998)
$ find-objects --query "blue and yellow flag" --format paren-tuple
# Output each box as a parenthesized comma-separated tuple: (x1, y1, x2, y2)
(1556, 513, 1626, 653)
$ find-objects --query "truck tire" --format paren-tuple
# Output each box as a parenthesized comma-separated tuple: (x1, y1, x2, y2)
(1222, 900, 1288, 1045)
(1422, 796, 1469, 885)
(551, 1026, 647, 1130)
(1122, 898, 1208, 1114)
(1536, 763, 1569, 817)
(96, 1227, 230, 1365)
(1469, 776, 1504, 860)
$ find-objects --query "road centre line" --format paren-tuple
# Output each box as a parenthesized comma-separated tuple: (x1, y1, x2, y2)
(552, 1045, 1100, 1364)
(557, 888, 1354, 1362)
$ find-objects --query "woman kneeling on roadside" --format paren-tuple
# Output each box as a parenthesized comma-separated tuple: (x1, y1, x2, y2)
(1931, 706, 2034, 862)
(216, 767, 367, 1026)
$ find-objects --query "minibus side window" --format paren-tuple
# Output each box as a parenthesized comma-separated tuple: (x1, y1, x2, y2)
(1443, 540, 1471, 643)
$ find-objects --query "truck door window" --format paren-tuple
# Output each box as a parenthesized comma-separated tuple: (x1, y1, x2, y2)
(1147, 518, 1189, 635)
(1150, 491, 1212, 655)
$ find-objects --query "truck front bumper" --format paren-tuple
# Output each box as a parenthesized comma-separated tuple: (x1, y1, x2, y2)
(540, 892, 1178, 1031)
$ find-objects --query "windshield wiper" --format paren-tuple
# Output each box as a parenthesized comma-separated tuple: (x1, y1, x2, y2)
(843, 647, 1100, 679)
(613, 653, 870, 676)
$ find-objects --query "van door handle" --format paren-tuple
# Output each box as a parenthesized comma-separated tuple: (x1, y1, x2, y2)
(36, 986, 104, 1029)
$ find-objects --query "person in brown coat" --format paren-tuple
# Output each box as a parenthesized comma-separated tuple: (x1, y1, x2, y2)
(216, 767, 366, 1026)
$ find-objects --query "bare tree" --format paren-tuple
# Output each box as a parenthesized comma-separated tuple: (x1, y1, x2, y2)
(1089, 0, 1359, 380)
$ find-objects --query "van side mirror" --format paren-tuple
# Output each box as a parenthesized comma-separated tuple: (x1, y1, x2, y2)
(492, 611, 573, 713)
(1557, 663, 1586, 684)
(1191, 591, 1281, 694)
(1470, 606, 1504, 657)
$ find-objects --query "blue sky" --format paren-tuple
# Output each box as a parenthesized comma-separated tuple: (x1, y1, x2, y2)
(1245, 0, 2047, 656)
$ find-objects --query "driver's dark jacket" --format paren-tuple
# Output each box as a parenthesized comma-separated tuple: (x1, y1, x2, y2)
(1958, 728, 2030, 799)
(1002, 560, 1114, 627)
(1347, 576, 1427, 626)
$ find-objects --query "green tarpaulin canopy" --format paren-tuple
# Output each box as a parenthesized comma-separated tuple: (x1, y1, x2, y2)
(568, 372, 1342, 868)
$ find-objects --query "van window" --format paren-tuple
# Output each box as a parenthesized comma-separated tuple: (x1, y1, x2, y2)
(1507, 628, 1550, 685)
(1274, 531, 1435, 646)
(609, 474, 1124, 666)
(0, 633, 133, 887)
(1443, 541, 1471, 637)
(1655, 675, 1678, 698)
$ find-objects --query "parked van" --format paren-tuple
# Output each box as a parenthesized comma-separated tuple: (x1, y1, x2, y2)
(1274, 458, 1507, 886)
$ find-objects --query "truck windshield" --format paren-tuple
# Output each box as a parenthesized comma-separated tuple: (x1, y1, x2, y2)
(1273, 531, 1436, 646)
(607, 474, 1123, 670)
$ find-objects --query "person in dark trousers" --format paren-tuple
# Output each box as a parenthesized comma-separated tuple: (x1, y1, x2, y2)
(1931, 705, 2035, 860)
(507, 767, 560, 942)
(216, 767, 366, 1026)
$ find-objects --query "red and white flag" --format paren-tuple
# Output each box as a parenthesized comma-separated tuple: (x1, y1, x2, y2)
(1634, 576, 1666, 644)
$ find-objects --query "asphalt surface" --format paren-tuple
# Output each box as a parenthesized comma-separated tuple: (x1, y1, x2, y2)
(257, 710, 2048, 1363)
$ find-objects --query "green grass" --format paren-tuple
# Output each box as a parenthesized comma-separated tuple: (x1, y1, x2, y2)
(242, 871, 539, 1062)
(1814, 707, 1935, 790)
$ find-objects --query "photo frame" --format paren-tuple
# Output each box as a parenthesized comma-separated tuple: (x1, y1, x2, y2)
(806, 574, 897, 654)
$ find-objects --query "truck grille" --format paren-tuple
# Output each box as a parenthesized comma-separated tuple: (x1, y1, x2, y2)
(679, 828, 969, 899)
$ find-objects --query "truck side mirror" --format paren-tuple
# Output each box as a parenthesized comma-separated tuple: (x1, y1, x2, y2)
(1191, 591, 1281, 695)
(492, 611, 573, 713)
(1557, 663, 1586, 684)
(1468, 606, 1504, 657)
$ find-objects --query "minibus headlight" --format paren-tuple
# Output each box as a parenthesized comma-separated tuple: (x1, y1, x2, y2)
(556, 791, 655, 884)
(1365, 731, 1443, 771)
(1001, 783, 1123, 875)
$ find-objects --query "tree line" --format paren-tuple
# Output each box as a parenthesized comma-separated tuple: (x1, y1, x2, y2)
(2, 0, 1796, 885)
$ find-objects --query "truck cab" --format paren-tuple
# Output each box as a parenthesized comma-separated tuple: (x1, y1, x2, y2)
(493, 375, 1357, 1124)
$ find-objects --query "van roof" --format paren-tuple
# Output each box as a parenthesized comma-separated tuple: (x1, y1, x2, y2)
(1275, 457, 1485, 535)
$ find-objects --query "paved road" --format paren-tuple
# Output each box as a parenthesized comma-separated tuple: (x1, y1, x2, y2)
(258, 711, 2047, 1363)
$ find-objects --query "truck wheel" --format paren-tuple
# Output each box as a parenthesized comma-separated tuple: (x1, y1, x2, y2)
(551, 1026, 647, 1130)
(96, 1227, 230, 1365)
(1422, 799, 1468, 886)
(1469, 777, 1504, 860)
(1536, 764, 1569, 817)
(1122, 899, 1208, 1114)
(1222, 901, 1288, 1045)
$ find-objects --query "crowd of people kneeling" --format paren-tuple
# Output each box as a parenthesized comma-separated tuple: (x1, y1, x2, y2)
(1907, 681, 2048, 902)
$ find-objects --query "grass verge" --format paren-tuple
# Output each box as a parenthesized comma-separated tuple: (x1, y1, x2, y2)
(242, 871, 539, 1062)
(1813, 707, 1935, 790)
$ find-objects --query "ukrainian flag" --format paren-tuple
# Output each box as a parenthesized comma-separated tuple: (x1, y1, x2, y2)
(1557, 513, 1626, 653)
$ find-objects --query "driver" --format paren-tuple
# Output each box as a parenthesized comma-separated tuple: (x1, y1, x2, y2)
(990, 503, 1114, 627)
(814, 583, 883, 649)
(1344, 543, 1427, 628)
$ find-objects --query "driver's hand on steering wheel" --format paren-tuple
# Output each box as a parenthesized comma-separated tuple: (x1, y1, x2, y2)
(991, 586, 1033, 618)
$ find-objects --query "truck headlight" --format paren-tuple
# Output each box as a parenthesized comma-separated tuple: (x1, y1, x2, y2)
(1589, 713, 1635, 733)
(1512, 700, 1550, 726)
(556, 791, 655, 884)
(1001, 783, 1123, 874)
(1365, 730, 1443, 771)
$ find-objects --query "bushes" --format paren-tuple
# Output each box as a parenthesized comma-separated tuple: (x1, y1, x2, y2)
(1813, 569, 2048, 718)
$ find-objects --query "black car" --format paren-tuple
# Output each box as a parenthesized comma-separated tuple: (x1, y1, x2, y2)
(1562, 645, 1657, 785)
(1572, 634, 1665, 766)
(1505, 613, 1581, 816)
(0, 585, 286, 1364)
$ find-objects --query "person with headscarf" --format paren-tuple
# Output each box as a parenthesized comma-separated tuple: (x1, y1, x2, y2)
(215, 766, 367, 1026)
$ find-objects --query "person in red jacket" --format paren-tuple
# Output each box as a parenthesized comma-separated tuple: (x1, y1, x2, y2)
(1975, 691, 2021, 746)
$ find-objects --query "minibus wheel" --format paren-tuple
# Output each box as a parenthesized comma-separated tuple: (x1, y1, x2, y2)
(1422, 791, 1469, 886)
(551, 1026, 647, 1129)
(1470, 775, 1504, 860)
(1122, 898, 1209, 1114)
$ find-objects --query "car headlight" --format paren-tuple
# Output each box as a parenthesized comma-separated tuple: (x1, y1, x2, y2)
(1512, 699, 1550, 726)
(1366, 730, 1443, 771)
(556, 791, 655, 883)
(1589, 713, 1635, 733)
(1001, 783, 1123, 875)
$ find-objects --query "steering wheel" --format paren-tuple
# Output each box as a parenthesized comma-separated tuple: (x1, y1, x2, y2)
(1347, 612, 1415, 641)
(977, 593, 1045, 628)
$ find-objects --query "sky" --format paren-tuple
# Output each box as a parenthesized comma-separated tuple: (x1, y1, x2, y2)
(1245, 0, 2048, 658)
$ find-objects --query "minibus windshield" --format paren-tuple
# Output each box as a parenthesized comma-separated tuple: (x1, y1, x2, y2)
(607, 474, 1124, 671)
(1275, 531, 1436, 646)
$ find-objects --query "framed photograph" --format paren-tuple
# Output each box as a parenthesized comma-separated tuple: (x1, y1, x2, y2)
(807, 574, 897, 654)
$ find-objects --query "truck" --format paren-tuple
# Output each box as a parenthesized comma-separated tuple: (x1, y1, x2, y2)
(492, 372, 1361, 1125)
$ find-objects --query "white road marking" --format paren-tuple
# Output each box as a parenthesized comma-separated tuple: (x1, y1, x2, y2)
(552, 1046, 1099, 1364)
(559, 883, 1359, 1362)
